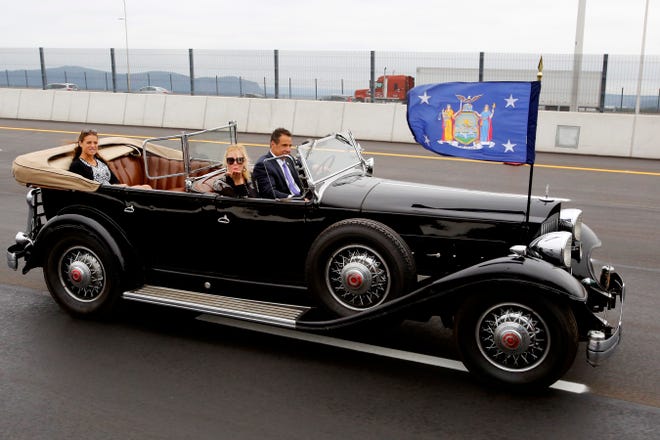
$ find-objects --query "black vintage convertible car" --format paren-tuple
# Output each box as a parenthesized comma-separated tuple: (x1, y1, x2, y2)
(7, 121, 624, 389)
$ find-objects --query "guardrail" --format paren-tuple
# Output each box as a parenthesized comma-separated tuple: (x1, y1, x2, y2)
(0, 88, 657, 160)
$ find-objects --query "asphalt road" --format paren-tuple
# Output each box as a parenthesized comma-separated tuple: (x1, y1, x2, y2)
(1, 119, 659, 439)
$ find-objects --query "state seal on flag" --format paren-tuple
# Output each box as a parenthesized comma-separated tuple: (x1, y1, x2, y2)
(452, 94, 483, 149)
(453, 111, 480, 148)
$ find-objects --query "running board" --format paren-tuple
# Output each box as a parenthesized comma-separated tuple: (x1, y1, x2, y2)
(123, 285, 310, 328)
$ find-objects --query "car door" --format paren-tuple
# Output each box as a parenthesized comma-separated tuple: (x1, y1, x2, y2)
(118, 188, 223, 275)
(208, 196, 311, 286)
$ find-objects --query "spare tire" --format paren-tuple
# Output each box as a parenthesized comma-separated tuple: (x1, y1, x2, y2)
(305, 218, 416, 317)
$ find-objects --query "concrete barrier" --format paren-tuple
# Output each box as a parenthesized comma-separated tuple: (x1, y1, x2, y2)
(204, 97, 250, 130)
(0, 88, 21, 118)
(124, 93, 167, 127)
(16, 89, 54, 121)
(293, 100, 345, 138)
(0, 88, 657, 159)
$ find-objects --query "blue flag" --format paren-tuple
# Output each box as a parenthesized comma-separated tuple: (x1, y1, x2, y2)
(406, 81, 541, 164)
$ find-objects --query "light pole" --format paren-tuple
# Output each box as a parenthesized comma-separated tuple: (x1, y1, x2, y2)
(631, 0, 650, 157)
(570, 0, 586, 112)
(120, 0, 131, 92)
(634, 0, 650, 115)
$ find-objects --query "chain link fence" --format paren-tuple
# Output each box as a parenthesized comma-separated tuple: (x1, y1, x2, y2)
(1, 48, 658, 113)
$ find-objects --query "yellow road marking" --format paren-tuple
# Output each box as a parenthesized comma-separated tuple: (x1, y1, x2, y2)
(366, 151, 660, 176)
(1, 125, 658, 177)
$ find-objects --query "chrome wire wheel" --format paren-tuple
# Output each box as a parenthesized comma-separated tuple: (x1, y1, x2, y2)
(58, 246, 106, 303)
(456, 291, 579, 389)
(476, 302, 550, 372)
(325, 244, 391, 311)
(45, 228, 122, 318)
(306, 218, 416, 317)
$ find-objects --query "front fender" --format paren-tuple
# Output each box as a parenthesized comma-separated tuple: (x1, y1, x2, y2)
(431, 255, 588, 302)
(26, 213, 128, 273)
(296, 254, 587, 331)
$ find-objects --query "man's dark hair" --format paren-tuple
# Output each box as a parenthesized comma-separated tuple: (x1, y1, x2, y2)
(270, 127, 292, 144)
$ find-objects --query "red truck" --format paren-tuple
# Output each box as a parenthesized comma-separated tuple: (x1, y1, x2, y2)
(354, 75, 415, 103)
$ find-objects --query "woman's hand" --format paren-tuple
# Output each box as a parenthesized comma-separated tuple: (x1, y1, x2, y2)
(230, 169, 245, 185)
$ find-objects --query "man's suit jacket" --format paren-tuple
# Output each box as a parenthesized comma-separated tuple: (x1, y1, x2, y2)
(252, 152, 303, 199)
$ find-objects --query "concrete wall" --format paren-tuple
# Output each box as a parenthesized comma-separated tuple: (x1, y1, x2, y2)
(1, 88, 658, 159)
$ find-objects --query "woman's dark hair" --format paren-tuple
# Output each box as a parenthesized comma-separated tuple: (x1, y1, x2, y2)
(73, 129, 98, 158)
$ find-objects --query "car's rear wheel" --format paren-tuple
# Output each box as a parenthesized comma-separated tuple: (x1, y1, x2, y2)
(454, 290, 579, 390)
(305, 218, 416, 317)
(44, 229, 121, 318)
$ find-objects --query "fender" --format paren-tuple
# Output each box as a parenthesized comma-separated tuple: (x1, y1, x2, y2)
(429, 255, 588, 302)
(297, 254, 587, 331)
(24, 213, 128, 273)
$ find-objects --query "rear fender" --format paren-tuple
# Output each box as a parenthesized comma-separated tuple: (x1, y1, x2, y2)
(25, 213, 128, 273)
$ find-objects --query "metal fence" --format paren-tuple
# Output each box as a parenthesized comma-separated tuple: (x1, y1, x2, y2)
(1, 47, 659, 113)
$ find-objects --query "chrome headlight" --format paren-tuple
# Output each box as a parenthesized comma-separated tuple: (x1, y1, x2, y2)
(560, 208, 582, 241)
(528, 231, 573, 268)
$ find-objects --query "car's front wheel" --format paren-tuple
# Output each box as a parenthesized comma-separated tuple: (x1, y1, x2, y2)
(305, 218, 416, 317)
(454, 290, 579, 390)
(44, 228, 121, 318)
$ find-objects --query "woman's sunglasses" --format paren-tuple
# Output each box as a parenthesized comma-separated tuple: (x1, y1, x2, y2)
(226, 157, 245, 165)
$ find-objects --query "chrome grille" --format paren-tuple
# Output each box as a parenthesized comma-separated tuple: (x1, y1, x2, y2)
(539, 212, 559, 237)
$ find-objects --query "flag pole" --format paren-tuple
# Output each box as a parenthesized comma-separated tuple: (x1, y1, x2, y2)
(525, 56, 543, 225)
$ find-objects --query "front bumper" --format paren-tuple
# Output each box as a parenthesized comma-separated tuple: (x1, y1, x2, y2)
(6, 188, 42, 273)
(585, 268, 625, 366)
(6, 233, 33, 272)
(7, 245, 20, 270)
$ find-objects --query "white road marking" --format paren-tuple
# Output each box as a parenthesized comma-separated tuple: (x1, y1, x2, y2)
(196, 314, 589, 394)
(550, 380, 589, 393)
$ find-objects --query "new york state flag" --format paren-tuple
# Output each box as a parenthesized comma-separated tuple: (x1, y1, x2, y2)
(406, 81, 541, 165)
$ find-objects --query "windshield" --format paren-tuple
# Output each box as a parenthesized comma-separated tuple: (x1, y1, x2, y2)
(141, 122, 237, 180)
(298, 132, 365, 184)
(186, 125, 236, 173)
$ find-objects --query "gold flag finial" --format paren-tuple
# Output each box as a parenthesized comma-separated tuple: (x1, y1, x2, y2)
(537, 56, 544, 81)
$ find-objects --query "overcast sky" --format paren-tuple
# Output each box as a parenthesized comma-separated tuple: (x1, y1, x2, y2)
(1, 0, 657, 55)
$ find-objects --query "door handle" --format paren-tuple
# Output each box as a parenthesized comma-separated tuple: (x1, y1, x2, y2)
(217, 214, 230, 224)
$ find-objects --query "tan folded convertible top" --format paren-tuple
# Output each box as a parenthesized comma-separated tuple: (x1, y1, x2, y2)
(12, 136, 182, 192)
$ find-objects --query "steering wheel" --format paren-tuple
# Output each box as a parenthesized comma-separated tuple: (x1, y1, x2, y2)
(316, 155, 336, 177)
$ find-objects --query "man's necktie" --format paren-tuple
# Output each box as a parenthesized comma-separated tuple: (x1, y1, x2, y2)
(281, 160, 300, 196)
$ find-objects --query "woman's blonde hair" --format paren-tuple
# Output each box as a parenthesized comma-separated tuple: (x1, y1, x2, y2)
(224, 144, 252, 180)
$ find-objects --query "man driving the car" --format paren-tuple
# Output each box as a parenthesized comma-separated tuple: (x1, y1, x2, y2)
(252, 127, 304, 199)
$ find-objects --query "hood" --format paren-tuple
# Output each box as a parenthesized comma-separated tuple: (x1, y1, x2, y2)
(321, 175, 561, 225)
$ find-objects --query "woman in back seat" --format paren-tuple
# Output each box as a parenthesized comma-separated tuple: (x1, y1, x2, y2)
(212, 144, 257, 198)
(69, 129, 151, 189)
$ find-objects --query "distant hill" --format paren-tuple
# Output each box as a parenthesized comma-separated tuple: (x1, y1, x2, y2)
(3, 66, 659, 110)
(3, 65, 263, 96)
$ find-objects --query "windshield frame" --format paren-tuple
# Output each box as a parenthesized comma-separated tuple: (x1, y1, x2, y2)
(140, 121, 237, 181)
(297, 130, 369, 191)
